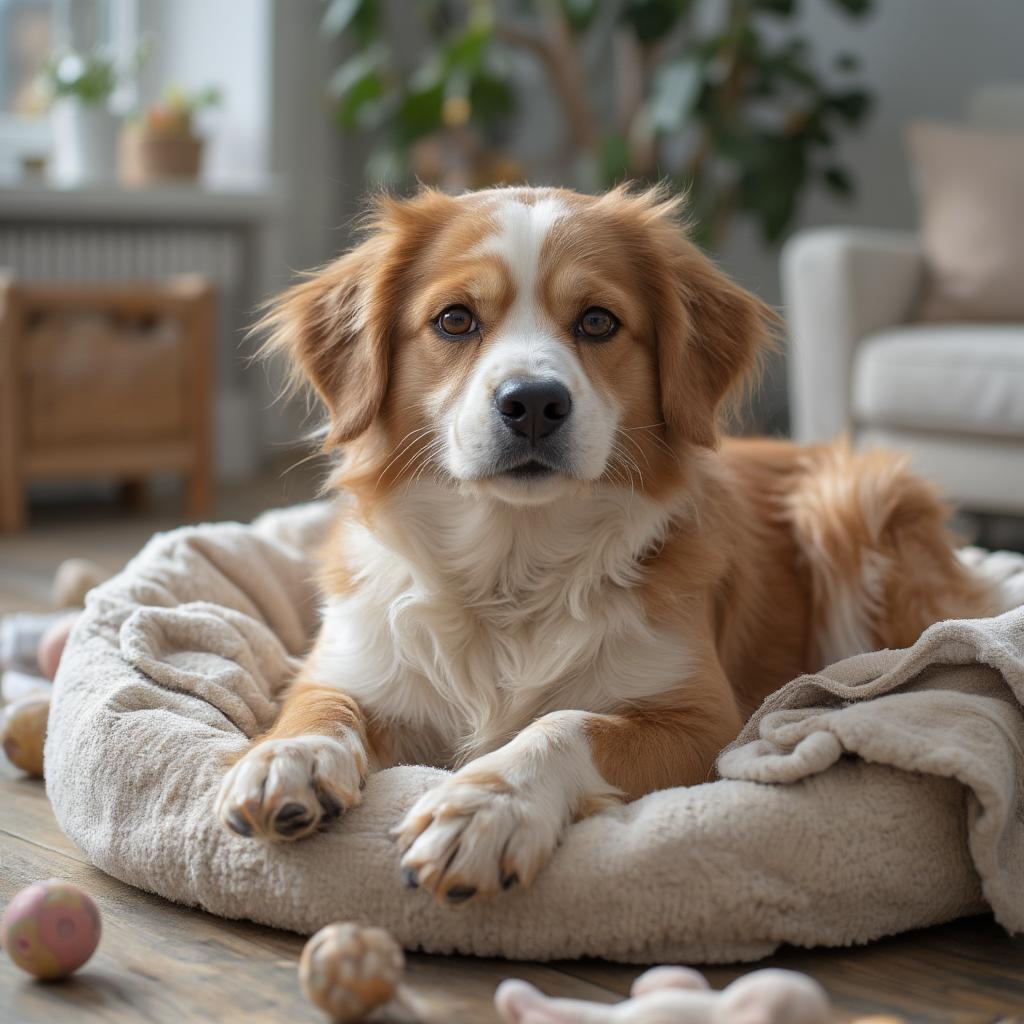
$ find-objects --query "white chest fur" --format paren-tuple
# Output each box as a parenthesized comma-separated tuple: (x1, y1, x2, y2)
(311, 483, 693, 764)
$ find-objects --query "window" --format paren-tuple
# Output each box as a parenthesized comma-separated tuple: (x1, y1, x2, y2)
(0, 0, 137, 178)
(0, 0, 52, 117)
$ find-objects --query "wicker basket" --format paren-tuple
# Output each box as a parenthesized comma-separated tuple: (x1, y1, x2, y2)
(24, 312, 187, 446)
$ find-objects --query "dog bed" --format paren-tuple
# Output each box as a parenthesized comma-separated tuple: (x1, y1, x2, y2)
(45, 502, 1024, 963)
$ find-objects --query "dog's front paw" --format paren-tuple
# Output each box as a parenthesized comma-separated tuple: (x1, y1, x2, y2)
(216, 734, 367, 842)
(393, 770, 565, 904)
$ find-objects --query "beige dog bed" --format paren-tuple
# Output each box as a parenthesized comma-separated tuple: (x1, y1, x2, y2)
(45, 502, 1024, 963)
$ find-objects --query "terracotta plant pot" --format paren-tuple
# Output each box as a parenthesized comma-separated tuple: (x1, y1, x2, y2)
(119, 124, 203, 185)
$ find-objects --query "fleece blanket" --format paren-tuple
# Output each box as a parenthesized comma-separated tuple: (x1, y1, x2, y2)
(44, 501, 1024, 964)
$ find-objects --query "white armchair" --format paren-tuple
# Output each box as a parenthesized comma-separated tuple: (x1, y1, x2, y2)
(782, 227, 1024, 515)
(783, 84, 1024, 516)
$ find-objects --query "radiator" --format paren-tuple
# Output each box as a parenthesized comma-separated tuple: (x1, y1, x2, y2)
(0, 223, 244, 353)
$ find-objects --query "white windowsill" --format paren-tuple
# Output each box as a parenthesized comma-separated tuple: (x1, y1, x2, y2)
(0, 177, 286, 223)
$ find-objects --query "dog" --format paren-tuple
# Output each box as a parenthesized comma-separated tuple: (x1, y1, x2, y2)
(216, 185, 995, 903)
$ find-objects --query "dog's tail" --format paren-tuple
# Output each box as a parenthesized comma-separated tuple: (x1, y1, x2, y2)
(784, 439, 995, 665)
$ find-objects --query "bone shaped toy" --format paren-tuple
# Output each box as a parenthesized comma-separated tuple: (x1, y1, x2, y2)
(495, 965, 832, 1024)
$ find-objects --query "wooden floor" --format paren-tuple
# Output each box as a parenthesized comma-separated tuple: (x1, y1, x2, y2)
(2, 473, 1024, 1022)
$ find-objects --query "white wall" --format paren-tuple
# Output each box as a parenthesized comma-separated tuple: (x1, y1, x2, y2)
(137, 0, 272, 187)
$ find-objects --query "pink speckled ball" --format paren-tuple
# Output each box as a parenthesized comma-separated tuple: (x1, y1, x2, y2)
(1, 880, 101, 979)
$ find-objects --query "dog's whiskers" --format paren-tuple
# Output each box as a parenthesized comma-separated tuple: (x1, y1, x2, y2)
(607, 440, 642, 499)
(621, 422, 681, 469)
(616, 428, 655, 475)
(405, 437, 447, 488)
(376, 427, 437, 487)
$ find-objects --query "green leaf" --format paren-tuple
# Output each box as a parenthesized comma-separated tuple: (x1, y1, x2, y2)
(321, 0, 361, 36)
(397, 80, 445, 142)
(469, 71, 515, 125)
(829, 0, 874, 15)
(619, 0, 691, 45)
(46, 53, 118, 103)
(753, 0, 797, 15)
(599, 132, 632, 186)
(732, 132, 808, 241)
(327, 44, 387, 99)
(770, 52, 818, 89)
(560, 0, 599, 33)
(336, 70, 386, 129)
(648, 56, 702, 134)
(802, 114, 834, 146)
(328, 44, 390, 130)
(322, 0, 379, 43)
(442, 24, 491, 75)
(825, 88, 872, 125)
(822, 164, 854, 197)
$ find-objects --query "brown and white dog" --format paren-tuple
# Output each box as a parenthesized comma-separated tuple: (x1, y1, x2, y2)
(216, 185, 994, 903)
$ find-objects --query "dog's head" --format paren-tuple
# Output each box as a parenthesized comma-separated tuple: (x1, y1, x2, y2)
(263, 185, 777, 506)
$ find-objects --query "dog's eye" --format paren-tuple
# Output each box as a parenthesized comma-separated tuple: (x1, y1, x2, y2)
(435, 305, 478, 339)
(575, 307, 618, 340)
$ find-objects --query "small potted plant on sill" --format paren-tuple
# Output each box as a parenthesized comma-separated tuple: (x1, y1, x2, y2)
(45, 52, 120, 186)
(119, 84, 222, 186)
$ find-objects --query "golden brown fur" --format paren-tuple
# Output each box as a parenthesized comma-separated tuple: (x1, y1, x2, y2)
(223, 185, 995, 894)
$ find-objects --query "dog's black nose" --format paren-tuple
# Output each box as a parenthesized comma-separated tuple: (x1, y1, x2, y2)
(495, 378, 572, 443)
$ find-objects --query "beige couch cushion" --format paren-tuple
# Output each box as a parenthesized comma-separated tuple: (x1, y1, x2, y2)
(908, 121, 1024, 321)
(852, 325, 1024, 438)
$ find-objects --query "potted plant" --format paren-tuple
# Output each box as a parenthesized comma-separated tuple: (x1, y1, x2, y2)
(323, 0, 875, 249)
(45, 52, 120, 186)
(119, 85, 222, 186)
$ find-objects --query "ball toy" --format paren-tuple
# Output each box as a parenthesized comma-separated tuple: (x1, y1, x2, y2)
(1, 879, 101, 979)
(299, 922, 405, 1022)
(37, 612, 81, 681)
(1, 692, 50, 777)
(52, 558, 109, 610)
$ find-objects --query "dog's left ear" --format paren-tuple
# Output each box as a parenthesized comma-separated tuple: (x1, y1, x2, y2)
(645, 202, 780, 449)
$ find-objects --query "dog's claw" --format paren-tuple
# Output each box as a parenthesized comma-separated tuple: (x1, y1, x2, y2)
(273, 802, 315, 837)
(446, 885, 477, 904)
(317, 787, 343, 821)
(226, 809, 254, 837)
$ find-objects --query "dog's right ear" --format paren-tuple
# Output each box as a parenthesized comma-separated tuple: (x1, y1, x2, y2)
(258, 232, 393, 448)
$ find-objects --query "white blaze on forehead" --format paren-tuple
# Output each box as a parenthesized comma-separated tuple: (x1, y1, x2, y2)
(477, 194, 566, 314)
(471, 193, 572, 382)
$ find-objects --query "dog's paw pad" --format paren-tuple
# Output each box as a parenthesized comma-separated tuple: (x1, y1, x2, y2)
(394, 773, 563, 903)
(216, 735, 366, 843)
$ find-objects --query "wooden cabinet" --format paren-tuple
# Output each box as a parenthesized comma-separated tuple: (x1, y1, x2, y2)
(0, 276, 214, 531)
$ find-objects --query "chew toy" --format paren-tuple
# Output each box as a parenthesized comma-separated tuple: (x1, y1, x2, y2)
(496, 966, 832, 1024)
(1, 879, 102, 979)
(300, 922, 406, 1022)
(51, 557, 109, 610)
(1, 692, 51, 777)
